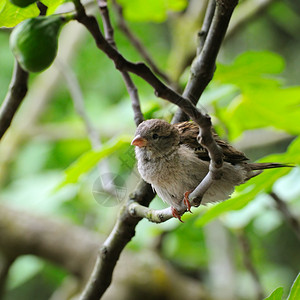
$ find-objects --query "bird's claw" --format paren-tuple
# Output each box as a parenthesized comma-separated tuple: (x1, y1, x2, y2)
(171, 207, 184, 223)
(184, 191, 192, 213)
(171, 191, 192, 222)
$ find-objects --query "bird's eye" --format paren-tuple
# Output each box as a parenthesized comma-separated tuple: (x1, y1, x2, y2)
(152, 133, 159, 140)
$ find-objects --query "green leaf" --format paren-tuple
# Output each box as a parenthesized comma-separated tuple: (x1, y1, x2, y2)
(7, 256, 43, 290)
(215, 51, 285, 91)
(195, 136, 300, 227)
(214, 51, 300, 140)
(0, 0, 65, 28)
(225, 86, 300, 139)
(56, 135, 132, 190)
(41, 0, 65, 15)
(116, 0, 187, 22)
(0, 0, 39, 28)
(264, 287, 284, 300)
(287, 273, 300, 300)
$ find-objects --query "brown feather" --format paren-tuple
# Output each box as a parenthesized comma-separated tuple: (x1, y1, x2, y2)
(175, 121, 248, 164)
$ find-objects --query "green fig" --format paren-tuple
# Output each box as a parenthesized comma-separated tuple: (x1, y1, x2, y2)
(10, 16, 66, 73)
(9, 0, 37, 8)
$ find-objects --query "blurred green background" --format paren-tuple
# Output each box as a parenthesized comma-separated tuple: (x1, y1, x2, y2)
(0, 0, 299, 299)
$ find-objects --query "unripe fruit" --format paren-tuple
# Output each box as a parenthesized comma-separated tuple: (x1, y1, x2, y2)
(9, 0, 37, 8)
(10, 16, 65, 73)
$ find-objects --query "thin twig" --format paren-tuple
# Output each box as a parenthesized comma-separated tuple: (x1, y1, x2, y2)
(128, 201, 173, 223)
(111, 0, 173, 86)
(37, 1, 48, 15)
(237, 231, 265, 300)
(197, 0, 216, 55)
(98, 0, 144, 126)
(269, 192, 300, 241)
(0, 61, 29, 140)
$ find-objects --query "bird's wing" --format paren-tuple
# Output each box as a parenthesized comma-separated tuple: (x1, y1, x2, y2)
(175, 121, 249, 164)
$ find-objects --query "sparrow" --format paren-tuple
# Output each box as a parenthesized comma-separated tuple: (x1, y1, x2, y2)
(131, 119, 288, 222)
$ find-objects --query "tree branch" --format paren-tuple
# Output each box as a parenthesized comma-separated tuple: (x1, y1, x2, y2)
(79, 180, 155, 300)
(0, 61, 29, 140)
(173, 0, 238, 123)
(73, 2, 195, 117)
(98, 0, 144, 126)
(269, 192, 300, 241)
(197, 0, 216, 55)
(237, 230, 265, 300)
(0, 203, 100, 280)
(111, 0, 173, 87)
(128, 201, 173, 223)
(0, 202, 207, 300)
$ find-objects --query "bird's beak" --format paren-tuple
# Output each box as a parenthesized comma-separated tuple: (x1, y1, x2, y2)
(131, 135, 148, 147)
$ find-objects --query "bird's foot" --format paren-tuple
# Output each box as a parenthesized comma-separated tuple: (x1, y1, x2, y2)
(171, 207, 184, 223)
(183, 191, 192, 213)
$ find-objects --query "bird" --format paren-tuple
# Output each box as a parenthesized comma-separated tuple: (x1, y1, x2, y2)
(131, 119, 289, 222)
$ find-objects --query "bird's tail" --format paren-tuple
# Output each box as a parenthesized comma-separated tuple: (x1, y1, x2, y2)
(246, 163, 293, 180)
(249, 162, 293, 170)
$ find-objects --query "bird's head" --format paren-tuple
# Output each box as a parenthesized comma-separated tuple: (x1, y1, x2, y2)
(131, 119, 180, 158)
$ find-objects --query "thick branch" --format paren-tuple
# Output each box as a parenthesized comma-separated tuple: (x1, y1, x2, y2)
(79, 180, 155, 300)
(0, 203, 100, 279)
(173, 0, 238, 123)
(0, 62, 29, 140)
(0, 203, 207, 300)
